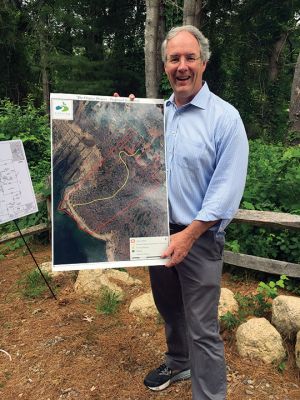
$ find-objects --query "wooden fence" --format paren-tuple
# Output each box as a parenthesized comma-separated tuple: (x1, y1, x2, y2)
(1, 194, 300, 278)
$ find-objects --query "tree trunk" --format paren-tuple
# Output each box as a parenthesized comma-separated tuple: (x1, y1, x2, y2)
(40, 33, 50, 114)
(183, 0, 202, 27)
(37, 9, 50, 114)
(289, 52, 300, 134)
(156, 0, 165, 91)
(145, 0, 160, 98)
(268, 32, 288, 82)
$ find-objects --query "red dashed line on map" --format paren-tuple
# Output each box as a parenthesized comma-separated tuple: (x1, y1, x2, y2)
(95, 183, 161, 232)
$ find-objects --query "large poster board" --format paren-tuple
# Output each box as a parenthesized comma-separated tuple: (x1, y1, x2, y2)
(0, 140, 38, 224)
(51, 93, 169, 271)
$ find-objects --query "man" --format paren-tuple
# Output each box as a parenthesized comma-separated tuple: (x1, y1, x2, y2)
(143, 25, 249, 400)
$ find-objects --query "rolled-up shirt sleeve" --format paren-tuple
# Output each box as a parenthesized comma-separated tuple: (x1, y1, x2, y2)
(195, 115, 248, 231)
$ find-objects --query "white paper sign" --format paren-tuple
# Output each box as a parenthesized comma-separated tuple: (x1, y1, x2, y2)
(0, 140, 38, 224)
(51, 93, 170, 271)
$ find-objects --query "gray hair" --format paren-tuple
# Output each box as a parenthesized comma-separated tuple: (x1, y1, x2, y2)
(161, 25, 211, 63)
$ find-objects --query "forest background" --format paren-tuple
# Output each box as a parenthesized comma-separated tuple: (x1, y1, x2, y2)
(0, 0, 299, 267)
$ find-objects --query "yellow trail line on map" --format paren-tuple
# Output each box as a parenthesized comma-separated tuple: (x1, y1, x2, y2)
(72, 149, 140, 207)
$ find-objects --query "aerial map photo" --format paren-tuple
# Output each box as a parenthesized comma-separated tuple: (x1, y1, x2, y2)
(51, 94, 169, 270)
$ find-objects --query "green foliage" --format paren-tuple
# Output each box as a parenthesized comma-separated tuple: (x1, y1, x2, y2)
(19, 269, 54, 298)
(257, 275, 289, 299)
(278, 361, 286, 373)
(0, 1, 299, 265)
(0, 238, 25, 257)
(160, 74, 172, 99)
(164, 0, 183, 31)
(220, 291, 270, 332)
(285, 278, 300, 295)
(0, 97, 50, 190)
(1, 0, 300, 141)
(226, 240, 240, 254)
(243, 141, 300, 213)
(235, 291, 271, 319)
(0, 98, 50, 239)
(226, 140, 300, 263)
(96, 288, 121, 315)
(220, 311, 241, 331)
(203, 0, 300, 140)
(221, 275, 289, 332)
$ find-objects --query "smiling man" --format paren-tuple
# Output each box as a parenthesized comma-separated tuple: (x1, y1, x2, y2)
(143, 26, 249, 400)
(164, 29, 207, 107)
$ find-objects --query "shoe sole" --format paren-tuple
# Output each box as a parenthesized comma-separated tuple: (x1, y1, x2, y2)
(146, 369, 191, 391)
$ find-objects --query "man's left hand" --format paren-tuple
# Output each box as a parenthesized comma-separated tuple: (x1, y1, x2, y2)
(161, 219, 220, 267)
(161, 230, 195, 267)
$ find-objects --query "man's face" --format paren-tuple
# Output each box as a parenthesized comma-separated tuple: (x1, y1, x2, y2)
(164, 31, 207, 107)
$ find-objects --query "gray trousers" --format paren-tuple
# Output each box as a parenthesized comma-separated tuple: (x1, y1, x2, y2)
(149, 229, 227, 400)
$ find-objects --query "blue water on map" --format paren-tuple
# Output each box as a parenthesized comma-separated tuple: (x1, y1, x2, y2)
(53, 169, 107, 266)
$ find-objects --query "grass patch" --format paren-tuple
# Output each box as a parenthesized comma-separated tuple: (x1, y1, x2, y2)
(19, 269, 54, 298)
(96, 288, 121, 315)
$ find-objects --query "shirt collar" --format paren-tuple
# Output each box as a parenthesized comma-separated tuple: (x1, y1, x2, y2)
(166, 81, 210, 110)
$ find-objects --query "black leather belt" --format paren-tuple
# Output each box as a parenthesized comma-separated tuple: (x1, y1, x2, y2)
(169, 223, 187, 233)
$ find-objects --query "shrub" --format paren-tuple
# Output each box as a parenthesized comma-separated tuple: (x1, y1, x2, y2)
(226, 140, 300, 263)
(0, 98, 50, 238)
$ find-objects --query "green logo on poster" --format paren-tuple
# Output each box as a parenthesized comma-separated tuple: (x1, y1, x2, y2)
(56, 102, 69, 112)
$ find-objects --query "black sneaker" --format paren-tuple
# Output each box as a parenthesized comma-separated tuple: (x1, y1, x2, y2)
(144, 363, 191, 391)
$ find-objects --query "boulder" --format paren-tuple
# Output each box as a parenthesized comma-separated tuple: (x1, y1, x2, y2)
(129, 287, 238, 319)
(129, 292, 158, 317)
(272, 295, 300, 338)
(218, 288, 238, 318)
(236, 318, 286, 364)
(74, 269, 142, 299)
(296, 331, 300, 369)
(40, 261, 65, 277)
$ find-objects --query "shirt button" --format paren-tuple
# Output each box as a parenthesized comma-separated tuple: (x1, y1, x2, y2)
(172, 131, 176, 135)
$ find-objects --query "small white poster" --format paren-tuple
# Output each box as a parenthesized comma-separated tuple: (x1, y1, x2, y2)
(0, 140, 38, 224)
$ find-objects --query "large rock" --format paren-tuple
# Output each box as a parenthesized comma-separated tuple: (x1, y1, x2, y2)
(296, 331, 300, 369)
(218, 288, 238, 318)
(129, 287, 238, 319)
(129, 292, 158, 317)
(236, 318, 286, 364)
(74, 269, 142, 299)
(40, 261, 65, 277)
(272, 295, 300, 338)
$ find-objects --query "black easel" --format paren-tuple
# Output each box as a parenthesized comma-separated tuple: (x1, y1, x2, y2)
(13, 220, 57, 300)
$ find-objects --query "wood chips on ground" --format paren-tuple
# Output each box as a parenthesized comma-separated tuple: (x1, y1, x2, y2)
(0, 244, 299, 400)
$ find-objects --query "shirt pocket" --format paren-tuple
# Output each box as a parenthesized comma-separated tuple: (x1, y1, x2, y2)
(173, 139, 207, 171)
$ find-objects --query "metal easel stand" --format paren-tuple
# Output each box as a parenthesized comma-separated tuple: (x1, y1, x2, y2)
(13, 219, 57, 300)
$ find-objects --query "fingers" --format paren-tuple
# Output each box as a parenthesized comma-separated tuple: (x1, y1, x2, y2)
(161, 244, 173, 259)
(113, 93, 135, 101)
(161, 231, 193, 268)
(165, 251, 186, 268)
(161, 244, 186, 268)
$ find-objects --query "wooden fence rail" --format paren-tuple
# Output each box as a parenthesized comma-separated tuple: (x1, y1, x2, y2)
(1, 194, 300, 277)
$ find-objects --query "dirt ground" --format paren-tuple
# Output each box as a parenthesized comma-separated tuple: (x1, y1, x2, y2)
(0, 243, 299, 400)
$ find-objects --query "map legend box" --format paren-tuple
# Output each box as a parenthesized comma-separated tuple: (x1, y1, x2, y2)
(130, 236, 169, 260)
